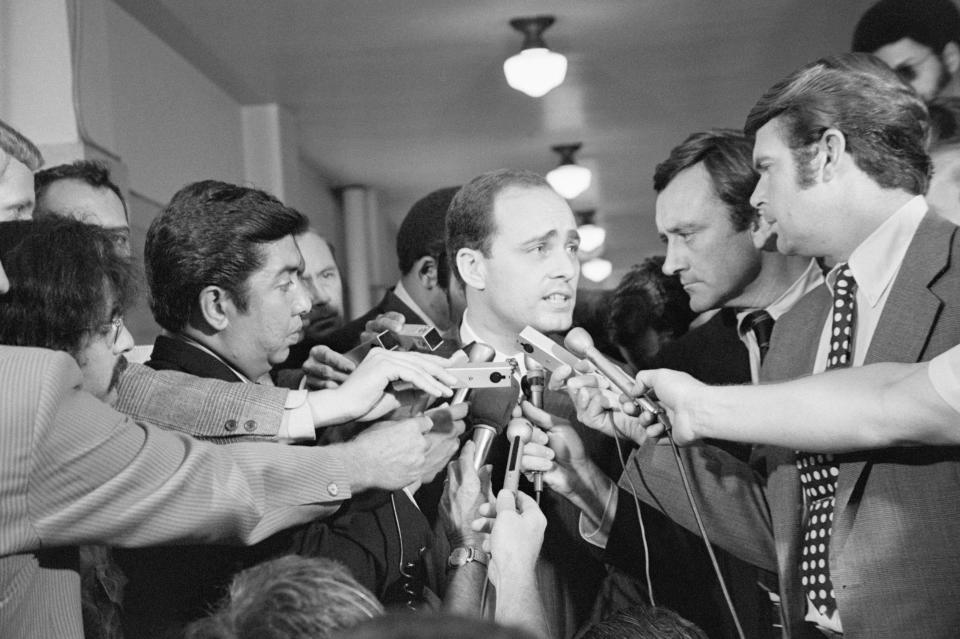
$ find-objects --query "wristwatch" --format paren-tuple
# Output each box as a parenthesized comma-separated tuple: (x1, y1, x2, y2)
(447, 546, 490, 569)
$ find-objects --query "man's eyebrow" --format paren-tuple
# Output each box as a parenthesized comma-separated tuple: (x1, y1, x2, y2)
(521, 229, 558, 246)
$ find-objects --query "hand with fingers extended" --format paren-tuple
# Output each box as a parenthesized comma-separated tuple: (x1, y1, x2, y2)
(307, 347, 458, 425)
(340, 416, 435, 491)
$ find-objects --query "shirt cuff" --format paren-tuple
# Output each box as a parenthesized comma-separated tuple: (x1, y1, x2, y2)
(929, 350, 960, 415)
(579, 481, 618, 549)
(278, 390, 317, 443)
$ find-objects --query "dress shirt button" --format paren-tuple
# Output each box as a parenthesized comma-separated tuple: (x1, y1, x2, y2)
(224, 419, 238, 432)
(327, 483, 339, 497)
(243, 420, 257, 432)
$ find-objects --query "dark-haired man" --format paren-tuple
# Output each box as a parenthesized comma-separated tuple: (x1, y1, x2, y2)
(853, 0, 960, 102)
(605, 54, 960, 638)
(34, 159, 130, 252)
(318, 186, 460, 354)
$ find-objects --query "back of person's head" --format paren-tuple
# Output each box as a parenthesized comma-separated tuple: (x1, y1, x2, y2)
(330, 611, 538, 639)
(445, 169, 550, 286)
(0, 118, 43, 171)
(744, 52, 931, 195)
(145, 180, 308, 332)
(397, 187, 460, 276)
(579, 605, 708, 639)
(653, 129, 758, 232)
(852, 0, 960, 55)
(185, 556, 383, 639)
(0, 217, 137, 355)
(608, 256, 695, 367)
(34, 160, 127, 218)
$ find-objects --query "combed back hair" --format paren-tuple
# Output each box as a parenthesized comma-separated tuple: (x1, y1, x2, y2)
(852, 0, 960, 55)
(445, 169, 551, 286)
(0, 119, 43, 171)
(0, 218, 138, 356)
(34, 160, 128, 219)
(185, 556, 383, 639)
(396, 186, 460, 275)
(608, 256, 696, 363)
(332, 611, 539, 639)
(653, 129, 759, 232)
(146, 180, 308, 332)
(579, 605, 708, 639)
(744, 53, 932, 195)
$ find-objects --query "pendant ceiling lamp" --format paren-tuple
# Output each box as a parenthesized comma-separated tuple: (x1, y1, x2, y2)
(581, 258, 613, 283)
(575, 209, 607, 254)
(546, 143, 591, 199)
(503, 16, 567, 98)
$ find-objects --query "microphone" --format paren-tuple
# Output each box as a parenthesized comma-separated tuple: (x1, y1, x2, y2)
(453, 342, 496, 405)
(503, 418, 533, 496)
(523, 354, 546, 502)
(469, 381, 520, 471)
(564, 327, 665, 418)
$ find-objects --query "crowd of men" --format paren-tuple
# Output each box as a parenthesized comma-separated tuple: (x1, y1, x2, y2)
(4, 1, 960, 638)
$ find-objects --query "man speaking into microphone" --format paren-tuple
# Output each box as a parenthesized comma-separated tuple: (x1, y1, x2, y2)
(445, 169, 618, 638)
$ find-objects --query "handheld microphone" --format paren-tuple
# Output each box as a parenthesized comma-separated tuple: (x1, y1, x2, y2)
(503, 418, 533, 496)
(469, 381, 519, 472)
(564, 327, 666, 420)
(523, 354, 546, 502)
(453, 342, 496, 405)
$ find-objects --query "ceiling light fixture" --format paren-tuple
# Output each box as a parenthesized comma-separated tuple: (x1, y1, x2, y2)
(503, 16, 568, 98)
(546, 143, 591, 199)
(574, 209, 606, 254)
(581, 258, 613, 283)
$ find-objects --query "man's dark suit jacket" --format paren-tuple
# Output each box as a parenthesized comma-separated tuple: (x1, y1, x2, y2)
(118, 335, 436, 639)
(624, 212, 960, 638)
(606, 308, 777, 639)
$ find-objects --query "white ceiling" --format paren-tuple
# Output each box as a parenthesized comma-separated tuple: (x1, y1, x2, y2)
(112, 0, 875, 284)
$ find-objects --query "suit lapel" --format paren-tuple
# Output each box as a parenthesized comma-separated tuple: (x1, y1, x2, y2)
(832, 212, 953, 553)
(761, 284, 830, 383)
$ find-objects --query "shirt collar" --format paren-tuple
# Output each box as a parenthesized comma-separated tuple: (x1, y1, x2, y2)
(175, 334, 270, 385)
(827, 195, 927, 308)
(393, 280, 435, 327)
(459, 309, 527, 374)
(736, 258, 824, 336)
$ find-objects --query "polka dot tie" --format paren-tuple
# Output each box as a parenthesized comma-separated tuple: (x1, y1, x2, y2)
(796, 263, 855, 619)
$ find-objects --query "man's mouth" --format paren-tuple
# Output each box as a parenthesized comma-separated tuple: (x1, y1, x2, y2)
(543, 292, 572, 306)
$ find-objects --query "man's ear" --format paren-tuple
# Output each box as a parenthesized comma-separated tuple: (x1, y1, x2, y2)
(943, 41, 960, 75)
(197, 286, 232, 331)
(415, 256, 439, 290)
(750, 215, 778, 251)
(818, 128, 847, 182)
(456, 247, 486, 291)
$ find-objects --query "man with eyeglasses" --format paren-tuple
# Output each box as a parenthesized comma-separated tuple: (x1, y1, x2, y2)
(853, 0, 960, 102)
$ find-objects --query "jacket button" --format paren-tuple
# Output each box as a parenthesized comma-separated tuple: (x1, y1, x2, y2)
(224, 419, 237, 432)
(327, 483, 339, 497)
(243, 420, 257, 432)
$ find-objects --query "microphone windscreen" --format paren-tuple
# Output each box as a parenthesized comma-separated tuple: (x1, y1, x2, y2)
(468, 380, 520, 435)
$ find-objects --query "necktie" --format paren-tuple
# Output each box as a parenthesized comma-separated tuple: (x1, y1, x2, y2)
(796, 264, 855, 619)
(742, 309, 775, 364)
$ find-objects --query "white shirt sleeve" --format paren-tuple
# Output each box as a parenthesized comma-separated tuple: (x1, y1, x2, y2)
(578, 481, 619, 549)
(928, 345, 960, 415)
(277, 390, 317, 443)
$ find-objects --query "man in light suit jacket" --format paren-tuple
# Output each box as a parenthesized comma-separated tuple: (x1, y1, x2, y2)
(589, 54, 960, 639)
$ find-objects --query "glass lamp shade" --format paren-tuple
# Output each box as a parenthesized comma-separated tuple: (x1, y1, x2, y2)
(581, 258, 612, 283)
(577, 223, 606, 254)
(546, 163, 591, 199)
(503, 47, 568, 98)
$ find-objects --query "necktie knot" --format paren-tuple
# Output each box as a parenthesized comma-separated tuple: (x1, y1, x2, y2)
(741, 309, 775, 363)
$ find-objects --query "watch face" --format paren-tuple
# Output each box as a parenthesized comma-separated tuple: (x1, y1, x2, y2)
(449, 548, 469, 565)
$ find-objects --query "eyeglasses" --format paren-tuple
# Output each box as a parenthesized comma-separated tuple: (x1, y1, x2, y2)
(96, 316, 125, 348)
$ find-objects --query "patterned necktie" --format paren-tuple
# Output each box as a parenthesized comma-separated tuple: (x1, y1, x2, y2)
(742, 309, 776, 364)
(796, 264, 855, 619)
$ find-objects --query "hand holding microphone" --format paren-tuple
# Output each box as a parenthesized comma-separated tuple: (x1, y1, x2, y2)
(564, 327, 669, 428)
